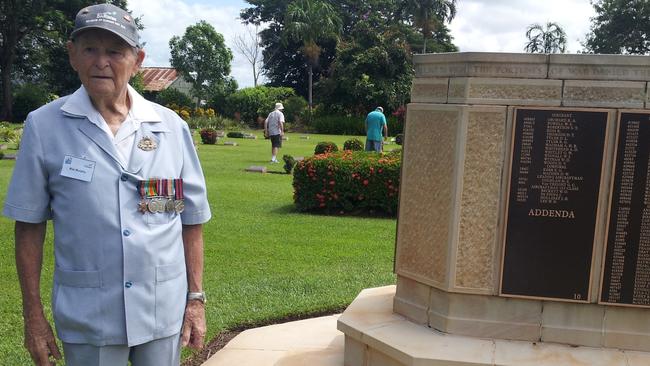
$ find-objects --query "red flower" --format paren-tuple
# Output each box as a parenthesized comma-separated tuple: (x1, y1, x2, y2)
(363, 180, 369, 186)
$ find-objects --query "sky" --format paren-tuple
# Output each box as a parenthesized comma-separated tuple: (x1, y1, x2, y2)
(128, 0, 596, 88)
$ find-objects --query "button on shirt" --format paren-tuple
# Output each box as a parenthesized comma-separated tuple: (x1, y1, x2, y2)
(3, 85, 211, 347)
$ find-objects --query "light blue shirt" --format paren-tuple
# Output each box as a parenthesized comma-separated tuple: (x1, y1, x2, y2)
(366, 109, 387, 141)
(4, 86, 211, 346)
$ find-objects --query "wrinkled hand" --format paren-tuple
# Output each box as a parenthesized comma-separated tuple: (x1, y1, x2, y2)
(24, 314, 61, 366)
(181, 301, 206, 350)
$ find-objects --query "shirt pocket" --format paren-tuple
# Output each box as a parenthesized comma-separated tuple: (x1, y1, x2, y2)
(145, 211, 178, 225)
(52, 268, 102, 337)
(154, 261, 186, 332)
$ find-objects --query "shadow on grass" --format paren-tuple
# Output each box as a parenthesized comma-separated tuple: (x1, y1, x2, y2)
(271, 203, 396, 220)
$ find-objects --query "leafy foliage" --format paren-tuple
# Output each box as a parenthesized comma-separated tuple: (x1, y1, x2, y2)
(156, 88, 194, 109)
(314, 141, 339, 155)
(584, 0, 650, 54)
(311, 115, 364, 135)
(282, 95, 308, 124)
(524, 22, 567, 54)
(402, 0, 457, 53)
(223, 86, 295, 127)
(241, 0, 457, 104)
(169, 21, 236, 105)
(0, 1, 131, 120)
(343, 138, 364, 151)
(12, 83, 58, 122)
(293, 150, 401, 214)
(283, 154, 296, 174)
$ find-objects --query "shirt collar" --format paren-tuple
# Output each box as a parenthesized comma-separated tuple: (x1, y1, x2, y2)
(61, 85, 162, 126)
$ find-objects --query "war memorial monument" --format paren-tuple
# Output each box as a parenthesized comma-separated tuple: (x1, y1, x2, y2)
(337, 52, 650, 365)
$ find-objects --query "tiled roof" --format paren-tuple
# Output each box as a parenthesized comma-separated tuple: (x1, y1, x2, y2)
(140, 67, 179, 91)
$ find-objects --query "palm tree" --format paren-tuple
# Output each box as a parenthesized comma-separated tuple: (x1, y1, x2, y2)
(524, 22, 568, 54)
(284, 0, 341, 111)
(405, 0, 457, 53)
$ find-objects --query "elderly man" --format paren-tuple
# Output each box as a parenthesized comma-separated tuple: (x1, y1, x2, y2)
(4, 4, 211, 366)
(264, 102, 285, 163)
(365, 106, 387, 152)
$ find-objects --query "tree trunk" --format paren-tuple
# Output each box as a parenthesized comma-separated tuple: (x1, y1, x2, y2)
(308, 64, 313, 108)
(0, 62, 13, 121)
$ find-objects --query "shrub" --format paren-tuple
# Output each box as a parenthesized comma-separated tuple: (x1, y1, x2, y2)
(223, 86, 295, 127)
(314, 141, 339, 155)
(312, 115, 365, 135)
(283, 95, 308, 124)
(227, 131, 245, 138)
(199, 128, 218, 144)
(395, 133, 404, 145)
(12, 83, 57, 122)
(293, 150, 401, 215)
(283, 155, 296, 174)
(156, 88, 193, 110)
(343, 138, 364, 151)
(186, 115, 241, 131)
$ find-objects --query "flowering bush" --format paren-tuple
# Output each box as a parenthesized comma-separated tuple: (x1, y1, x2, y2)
(293, 150, 401, 215)
(314, 141, 339, 155)
(199, 128, 218, 144)
(343, 138, 364, 151)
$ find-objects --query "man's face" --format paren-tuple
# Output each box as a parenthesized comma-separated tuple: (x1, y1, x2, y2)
(67, 29, 144, 101)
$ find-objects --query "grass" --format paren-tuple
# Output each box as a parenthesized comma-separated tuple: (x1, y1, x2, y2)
(0, 131, 398, 365)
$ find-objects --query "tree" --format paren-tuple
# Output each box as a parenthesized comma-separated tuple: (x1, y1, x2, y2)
(0, 0, 130, 121)
(233, 24, 264, 87)
(315, 15, 416, 115)
(169, 21, 235, 106)
(524, 22, 567, 54)
(403, 0, 457, 53)
(284, 0, 342, 110)
(584, 0, 650, 54)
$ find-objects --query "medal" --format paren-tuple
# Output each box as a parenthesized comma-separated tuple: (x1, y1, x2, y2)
(137, 136, 157, 151)
(138, 200, 149, 213)
(174, 200, 185, 213)
(147, 197, 165, 213)
(165, 199, 175, 213)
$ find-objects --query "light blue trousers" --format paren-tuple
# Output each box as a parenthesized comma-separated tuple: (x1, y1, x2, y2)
(63, 333, 181, 366)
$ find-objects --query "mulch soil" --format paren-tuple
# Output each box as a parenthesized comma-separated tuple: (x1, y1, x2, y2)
(181, 306, 347, 366)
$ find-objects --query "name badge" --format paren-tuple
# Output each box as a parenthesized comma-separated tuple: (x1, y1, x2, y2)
(60, 155, 96, 182)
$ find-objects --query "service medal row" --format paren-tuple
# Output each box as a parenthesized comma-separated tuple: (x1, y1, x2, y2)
(138, 197, 185, 214)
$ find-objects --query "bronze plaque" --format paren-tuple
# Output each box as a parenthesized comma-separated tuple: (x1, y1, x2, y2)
(601, 112, 650, 307)
(501, 108, 608, 301)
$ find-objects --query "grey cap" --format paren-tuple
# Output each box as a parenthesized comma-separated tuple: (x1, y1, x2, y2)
(70, 4, 140, 48)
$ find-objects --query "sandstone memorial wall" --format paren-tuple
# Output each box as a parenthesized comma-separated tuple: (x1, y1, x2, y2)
(338, 52, 650, 366)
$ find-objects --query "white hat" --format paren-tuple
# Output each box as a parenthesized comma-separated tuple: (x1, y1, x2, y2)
(275, 102, 284, 110)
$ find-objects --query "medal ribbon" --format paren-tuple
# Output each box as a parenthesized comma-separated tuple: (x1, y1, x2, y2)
(137, 178, 183, 199)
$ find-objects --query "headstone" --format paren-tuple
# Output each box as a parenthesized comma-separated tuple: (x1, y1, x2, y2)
(245, 166, 267, 173)
(282, 136, 289, 141)
(3, 153, 17, 160)
(216, 130, 225, 137)
(300, 135, 310, 140)
(0, 144, 8, 150)
(223, 141, 238, 146)
(243, 134, 257, 139)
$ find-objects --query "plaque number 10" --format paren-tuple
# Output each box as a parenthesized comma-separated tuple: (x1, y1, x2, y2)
(573, 293, 583, 300)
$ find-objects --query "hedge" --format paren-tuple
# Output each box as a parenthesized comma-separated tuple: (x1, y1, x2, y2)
(293, 150, 401, 215)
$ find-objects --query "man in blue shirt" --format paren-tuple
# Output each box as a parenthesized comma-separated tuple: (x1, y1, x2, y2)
(365, 106, 388, 152)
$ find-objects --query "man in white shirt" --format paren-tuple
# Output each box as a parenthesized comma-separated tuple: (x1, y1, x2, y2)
(264, 102, 285, 163)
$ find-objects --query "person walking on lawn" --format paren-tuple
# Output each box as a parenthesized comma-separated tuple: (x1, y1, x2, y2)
(264, 102, 285, 163)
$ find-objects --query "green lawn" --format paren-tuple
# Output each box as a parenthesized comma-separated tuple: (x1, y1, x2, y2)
(0, 132, 397, 365)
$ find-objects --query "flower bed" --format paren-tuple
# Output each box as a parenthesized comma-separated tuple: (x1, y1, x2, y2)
(293, 150, 401, 215)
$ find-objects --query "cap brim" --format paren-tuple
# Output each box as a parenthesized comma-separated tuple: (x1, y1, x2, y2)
(70, 26, 139, 47)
